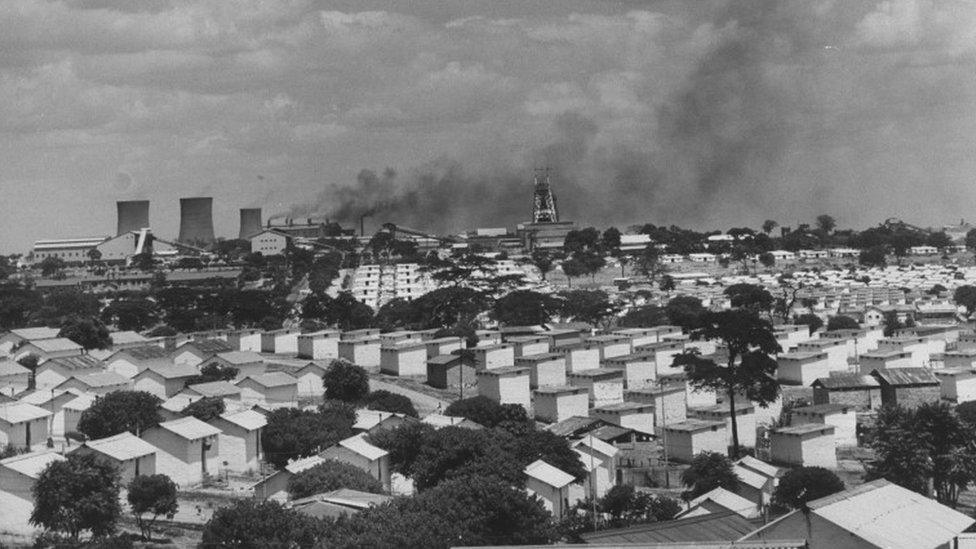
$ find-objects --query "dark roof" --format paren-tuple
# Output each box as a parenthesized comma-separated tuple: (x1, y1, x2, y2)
(545, 416, 605, 438)
(871, 368, 939, 386)
(588, 424, 636, 442)
(183, 338, 234, 354)
(812, 374, 880, 389)
(580, 511, 755, 544)
(793, 403, 853, 415)
(428, 354, 462, 366)
(42, 355, 102, 372)
(116, 345, 170, 360)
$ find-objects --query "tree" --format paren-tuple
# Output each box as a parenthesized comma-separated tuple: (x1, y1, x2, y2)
(181, 397, 226, 422)
(954, 285, 976, 317)
(966, 229, 976, 251)
(772, 467, 844, 510)
(659, 274, 675, 295)
(826, 315, 860, 331)
(761, 220, 778, 235)
(202, 499, 328, 549)
(618, 305, 669, 328)
(31, 453, 122, 539)
(758, 252, 775, 268)
(868, 402, 976, 506)
(492, 290, 561, 326)
(78, 391, 162, 439)
(673, 309, 781, 456)
(530, 249, 555, 281)
(815, 214, 836, 234)
(794, 313, 824, 334)
(957, 401, 976, 427)
(859, 246, 887, 267)
(680, 452, 739, 500)
(724, 283, 774, 313)
(598, 485, 680, 528)
(601, 227, 622, 251)
(39, 256, 66, 277)
(127, 474, 179, 540)
(287, 459, 385, 499)
(101, 298, 159, 332)
(261, 406, 355, 469)
(368, 422, 437, 477)
(665, 296, 706, 330)
(364, 390, 418, 417)
(559, 289, 619, 328)
(59, 316, 112, 350)
(322, 359, 369, 402)
(444, 396, 530, 429)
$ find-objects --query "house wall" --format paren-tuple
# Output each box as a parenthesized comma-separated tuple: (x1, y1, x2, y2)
(141, 429, 220, 487)
(475, 346, 515, 370)
(534, 392, 589, 423)
(0, 468, 40, 535)
(525, 477, 568, 517)
(777, 357, 833, 386)
(560, 348, 600, 373)
(229, 332, 263, 352)
(527, 359, 567, 388)
(379, 346, 428, 377)
(812, 387, 880, 410)
(665, 426, 726, 463)
(513, 340, 549, 358)
(297, 371, 325, 398)
(297, 334, 340, 360)
(568, 376, 624, 407)
(686, 384, 718, 408)
(425, 339, 462, 359)
(216, 424, 261, 474)
(691, 409, 757, 449)
(771, 432, 837, 468)
(594, 341, 631, 361)
(319, 445, 391, 491)
(793, 411, 857, 446)
(605, 358, 655, 389)
(594, 409, 654, 434)
(0, 418, 49, 449)
(338, 340, 381, 368)
(884, 385, 940, 408)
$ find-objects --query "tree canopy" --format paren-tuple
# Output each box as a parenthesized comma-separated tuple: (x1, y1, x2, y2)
(772, 467, 844, 510)
(31, 453, 122, 539)
(680, 452, 738, 500)
(826, 315, 860, 331)
(287, 459, 385, 499)
(127, 474, 179, 540)
(78, 391, 162, 439)
(202, 499, 328, 549)
(59, 316, 112, 350)
(443, 396, 530, 429)
(322, 359, 370, 403)
(491, 290, 562, 326)
(363, 390, 418, 417)
(261, 406, 356, 469)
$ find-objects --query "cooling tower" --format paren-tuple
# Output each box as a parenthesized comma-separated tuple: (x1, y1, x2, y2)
(116, 200, 150, 236)
(239, 208, 263, 239)
(178, 197, 215, 244)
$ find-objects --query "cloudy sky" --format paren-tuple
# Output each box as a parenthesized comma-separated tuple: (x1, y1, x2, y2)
(2, 0, 976, 252)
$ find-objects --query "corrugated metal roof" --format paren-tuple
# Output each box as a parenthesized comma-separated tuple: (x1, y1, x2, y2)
(62, 392, 96, 411)
(573, 433, 619, 458)
(0, 360, 30, 377)
(32, 338, 83, 353)
(581, 511, 755, 544)
(238, 372, 297, 388)
(82, 432, 157, 461)
(733, 464, 770, 491)
(64, 371, 130, 388)
(736, 456, 784, 479)
(218, 409, 267, 431)
(808, 480, 973, 549)
(285, 455, 324, 474)
(157, 416, 221, 440)
(41, 354, 102, 372)
(186, 380, 241, 397)
(180, 338, 234, 355)
(870, 368, 939, 386)
(109, 331, 149, 345)
(0, 450, 65, 478)
(812, 374, 879, 389)
(338, 434, 388, 461)
(216, 350, 263, 365)
(112, 345, 170, 361)
(143, 362, 200, 379)
(524, 459, 575, 488)
(684, 487, 760, 519)
(0, 402, 52, 423)
(545, 416, 603, 437)
(8, 327, 60, 341)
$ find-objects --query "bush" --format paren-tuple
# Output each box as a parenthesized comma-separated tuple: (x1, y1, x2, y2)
(773, 467, 844, 510)
(322, 359, 369, 402)
(287, 460, 385, 499)
(364, 390, 418, 417)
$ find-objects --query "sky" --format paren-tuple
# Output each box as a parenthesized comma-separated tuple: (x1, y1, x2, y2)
(2, 0, 976, 252)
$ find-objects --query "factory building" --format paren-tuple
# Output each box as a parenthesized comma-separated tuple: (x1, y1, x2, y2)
(32, 237, 109, 263)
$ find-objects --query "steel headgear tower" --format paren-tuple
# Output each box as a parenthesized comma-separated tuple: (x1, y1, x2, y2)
(532, 169, 559, 223)
(239, 208, 263, 239)
(178, 197, 215, 244)
(116, 200, 150, 236)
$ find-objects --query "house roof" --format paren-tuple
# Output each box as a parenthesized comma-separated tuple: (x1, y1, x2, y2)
(142, 362, 200, 379)
(179, 338, 234, 355)
(216, 350, 264, 365)
(162, 393, 202, 413)
(0, 360, 29, 377)
(421, 413, 483, 430)
(353, 409, 404, 431)
(747, 480, 974, 549)
(0, 450, 65, 479)
(792, 403, 852, 415)
(218, 409, 267, 431)
(581, 511, 756, 544)
(186, 380, 241, 397)
(63, 392, 97, 411)
(156, 416, 221, 440)
(237, 372, 297, 388)
(82, 432, 157, 461)
(285, 455, 325, 474)
(573, 433, 620, 458)
(289, 489, 393, 517)
(682, 487, 760, 520)
(733, 464, 771, 491)
(0, 401, 53, 423)
(109, 331, 149, 345)
(8, 327, 61, 341)
(337, 434, 388, 461)
(545, 416, 605, 438)
(871, 368, 939, 386)
(812, 374, 880, 389)
(736, 456, 784, 479)
(40, 354, 102, 372)
(31, 338, 83, 353)
(18, 388, 79, 406)
(61, 371, 130, 388)
(110, 345, 170, 361)
(524, 459, 576, 489)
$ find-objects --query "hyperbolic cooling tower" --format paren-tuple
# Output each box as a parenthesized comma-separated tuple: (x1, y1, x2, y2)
(178, 197, 216, 244)
(116, 200, 150, 236)
(239, 208, 263, 239)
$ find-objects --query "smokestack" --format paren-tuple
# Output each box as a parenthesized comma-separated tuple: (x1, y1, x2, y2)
(178, 197, 215, 245)
(116, 200, 150, 236)
(239, 208, 263, 239)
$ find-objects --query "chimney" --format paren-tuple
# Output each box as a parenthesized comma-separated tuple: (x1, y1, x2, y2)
(178, 197, 215, 244)
(239, 208, 263, 239)
(116, 200, 150, 236)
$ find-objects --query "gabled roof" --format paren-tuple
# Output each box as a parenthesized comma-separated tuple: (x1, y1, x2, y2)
(0, 401, 53, 423)
(40, 354, 102, 372)
(63, 392, 97, 411)
(733, 463, 772, 491)
(285, 455, 324, 474)
(289, 488, 393, 517)
(237, 372, 296, 388)
(870, 368, 939, 386)
(178, 338, 234, 355)
(81, 432, 157, 461)
(812, 374, 880, 389)
(682, 487, 760, 520)
(30, 338, 83, 353)
(573, 433, 620, 459)
(524, 459, 575, 488)
(155, 416, 221, 440)
(0, 359, 30, 377)
(420, 413, 483, 430)
(353, 409, 404, 431)
(746, 480, 974, 549)
(109, 345, 170, 361)
(7, 327, 61, 341)
(215, 350, 264, 365)
(218, 409, 267, 431)
(60, 371, 130, 388)
(185, 380, 241, 397)
(581, 510, 755, 544)
(140, 362, 199, 379)
(736, 455, 784, 479)
(0, 450, 65, 478)
(337, 434, 388, 461)
(109, 331, 149, 345)
(18, 388, 79, 406)
(544, 415, 606, 438)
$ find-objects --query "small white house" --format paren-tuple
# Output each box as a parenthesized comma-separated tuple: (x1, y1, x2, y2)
(379, 341, 429, 377)
(533, 386, 589, 423)
(590, 402, 655, 435)
(261, 328, 301, 355)
(584, 335, 632, 361)
(252, 455, 324, 502)
(104, 346, 173, 379)
(294, 362, 327, 398)
(235, 372, 298, 407)
(210, 409, 266, 474)
(0, 402, 52, 449)
(662, 419, 727, 463)
(790, 403, 857, 447)
(573, 434, 618, 500)
(72, 432, 157, 483)
(210, 351, 267, 380)
(319, 434, 391, 491)
(476, 366, 531, 410)
(0, 360, 30, 395)
(0, 327, 61, 356)
(567, 368, 625, 407)
(472, 344, 516, 370)
(769, 424, 837, 469)
(132, 363, 201, 399)
(690, 403, 757, 449)
(424, 337, 463, 359)
(0, 451, 66, 534)
(602, 353, 656, 389)
(776, 351, 832, 386)
(507, 335, 550, 358)
(140, 416, 222, 487)
(859, 350, 915, 374)
(552, 343, 601, 373)
(227, 329, 263, 352)
(516, 353, 567, 388)
(935, 369, 976, 404)
(14, 338, 83, 362)
(34, 354, 104, 390)
(624, 385, 688, 429)
(524, 459, 579, 518)
(54, 371, 132, 396)
(297, 330, 341, 360)
(338, 338, 381, 368)
(172, 339, 234, 367)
